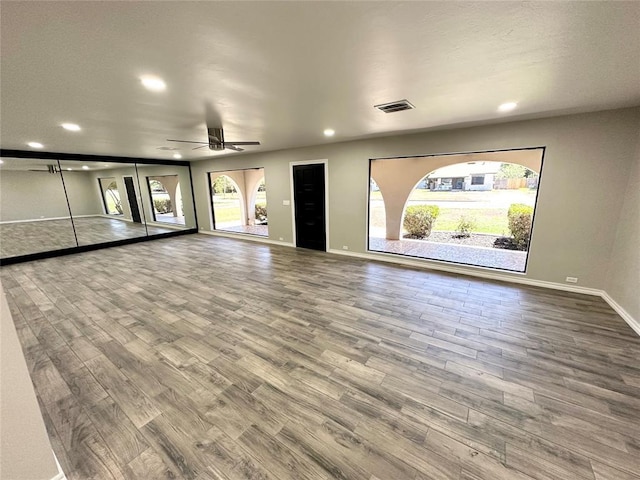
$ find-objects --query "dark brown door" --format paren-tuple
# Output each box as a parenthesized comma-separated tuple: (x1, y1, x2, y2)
(123, 176, 142, 223)
(293, 164, 326, 251)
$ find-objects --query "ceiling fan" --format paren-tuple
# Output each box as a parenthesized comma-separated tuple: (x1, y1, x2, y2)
(167, 127, 260, 152)
(28, 164, 60, 173)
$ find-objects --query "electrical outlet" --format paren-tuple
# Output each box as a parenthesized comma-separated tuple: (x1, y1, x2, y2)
(342, 245, 349, 250)
(565, 277, 578, 283)
(279, 237, 284, 241)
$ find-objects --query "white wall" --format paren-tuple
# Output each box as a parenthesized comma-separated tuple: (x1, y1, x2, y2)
(0, 170, 102, 222)
(0, 286, 59, 480)
(606, 131, 640, 322)
(191, 107, 640, 292)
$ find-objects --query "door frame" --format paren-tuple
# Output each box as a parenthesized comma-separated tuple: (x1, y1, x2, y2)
(289, 159, 329, 251)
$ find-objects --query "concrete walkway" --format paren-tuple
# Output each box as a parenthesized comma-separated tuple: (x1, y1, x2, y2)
(369, 236, 527, 272)
(218, 224, 269, 236)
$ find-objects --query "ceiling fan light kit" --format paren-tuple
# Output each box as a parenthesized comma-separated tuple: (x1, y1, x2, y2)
(167, 126, 260, 152)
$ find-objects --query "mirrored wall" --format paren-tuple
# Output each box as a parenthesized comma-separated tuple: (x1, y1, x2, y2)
(0, 155, 196, 262)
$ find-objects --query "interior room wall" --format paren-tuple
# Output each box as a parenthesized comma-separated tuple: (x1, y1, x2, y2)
(191, 107, 640, 292)
(59, 170, 104, 217)
(0, 169, 102, 222)
(0, 287, 59, 480)
(0, 170, 69, 222)
(606, 131, 640, 322)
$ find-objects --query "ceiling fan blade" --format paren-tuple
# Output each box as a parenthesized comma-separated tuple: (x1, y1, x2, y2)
(192, 145, 210, 150)
(224, 145, 244, 152)
(226, 141, 260, 146)
(167, 139, 209, 144)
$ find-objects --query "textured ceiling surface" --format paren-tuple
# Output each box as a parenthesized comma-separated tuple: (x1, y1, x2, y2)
(1, 1, 639, 160)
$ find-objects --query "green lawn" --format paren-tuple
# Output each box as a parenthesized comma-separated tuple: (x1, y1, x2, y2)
(369, 188, 537, 235)
(211, 192, 267, 224)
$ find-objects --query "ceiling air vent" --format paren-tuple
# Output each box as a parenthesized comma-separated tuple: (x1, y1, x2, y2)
(374, 99, 415, 113)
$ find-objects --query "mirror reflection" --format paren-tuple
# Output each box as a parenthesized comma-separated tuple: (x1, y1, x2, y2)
(138, 164, 196, 232)
(1, 156, 197, 261)
(59, 161, 149, 245)
(0, 158, 77, 257)
(98, 177, 123, 215)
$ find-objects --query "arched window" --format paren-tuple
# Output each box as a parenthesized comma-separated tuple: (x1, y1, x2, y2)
(99, 177, 122, 215)
(369, 153, 542, 272)
(208, 169, 268, 236)
(210, 174, 244, 229)
(147, 175, 185, 225)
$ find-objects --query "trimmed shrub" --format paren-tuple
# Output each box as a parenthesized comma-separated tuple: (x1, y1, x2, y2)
(455, 215, 476, 238)
(403, 205, 440, 239)
(255, 204, 268, 224)
(507, 203, 534, 250)
(154, 198, 173, 214)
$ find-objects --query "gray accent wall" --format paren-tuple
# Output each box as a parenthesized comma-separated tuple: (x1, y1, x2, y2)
(191, 107, 640, 297)
(0, 170, 103, 222)
(606, 131, 640, 321)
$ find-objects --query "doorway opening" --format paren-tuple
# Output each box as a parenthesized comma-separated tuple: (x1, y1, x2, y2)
(123, 176, 142, 223)
(291, 161, 327, 251)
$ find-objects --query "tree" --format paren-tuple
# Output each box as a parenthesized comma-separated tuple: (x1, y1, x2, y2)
(212, 176, 237, 198)
(496, 163, 526, 179)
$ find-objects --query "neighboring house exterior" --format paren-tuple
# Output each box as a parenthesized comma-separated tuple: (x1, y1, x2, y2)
(426, 162, 502, 191)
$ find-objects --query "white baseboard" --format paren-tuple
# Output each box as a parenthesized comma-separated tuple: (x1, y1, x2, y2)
(328, 249, 603, 296)
(99, 214, 131, 222)
(601, 292, 640, 337)
(198, 229, 294, 247)
(147, 222, 189, 231)
(51, 451, 66, 480)
(1, 214, 103, 224)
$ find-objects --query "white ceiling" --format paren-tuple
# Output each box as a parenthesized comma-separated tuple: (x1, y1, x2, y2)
(1, 1, 639, 161)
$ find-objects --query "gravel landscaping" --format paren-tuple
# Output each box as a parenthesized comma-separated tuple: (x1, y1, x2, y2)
(405, 231, 500, 248)
(370, 235, 528, 271)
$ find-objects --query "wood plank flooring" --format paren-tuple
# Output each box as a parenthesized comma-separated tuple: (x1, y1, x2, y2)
(1, 234, 639, 480)
(0, 217, 178, 258)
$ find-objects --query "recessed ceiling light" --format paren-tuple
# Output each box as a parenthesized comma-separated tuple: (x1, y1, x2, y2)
(140, 75, 166, 92)
(498, 102, 518, 112)
(324, 129, 335, 137)
(0, 159, 4, 164)
(173, 153, 182, 159)
(61, 123, 81, 131)
(82, 165, 89, 170)
(27, 141, 44, 149)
